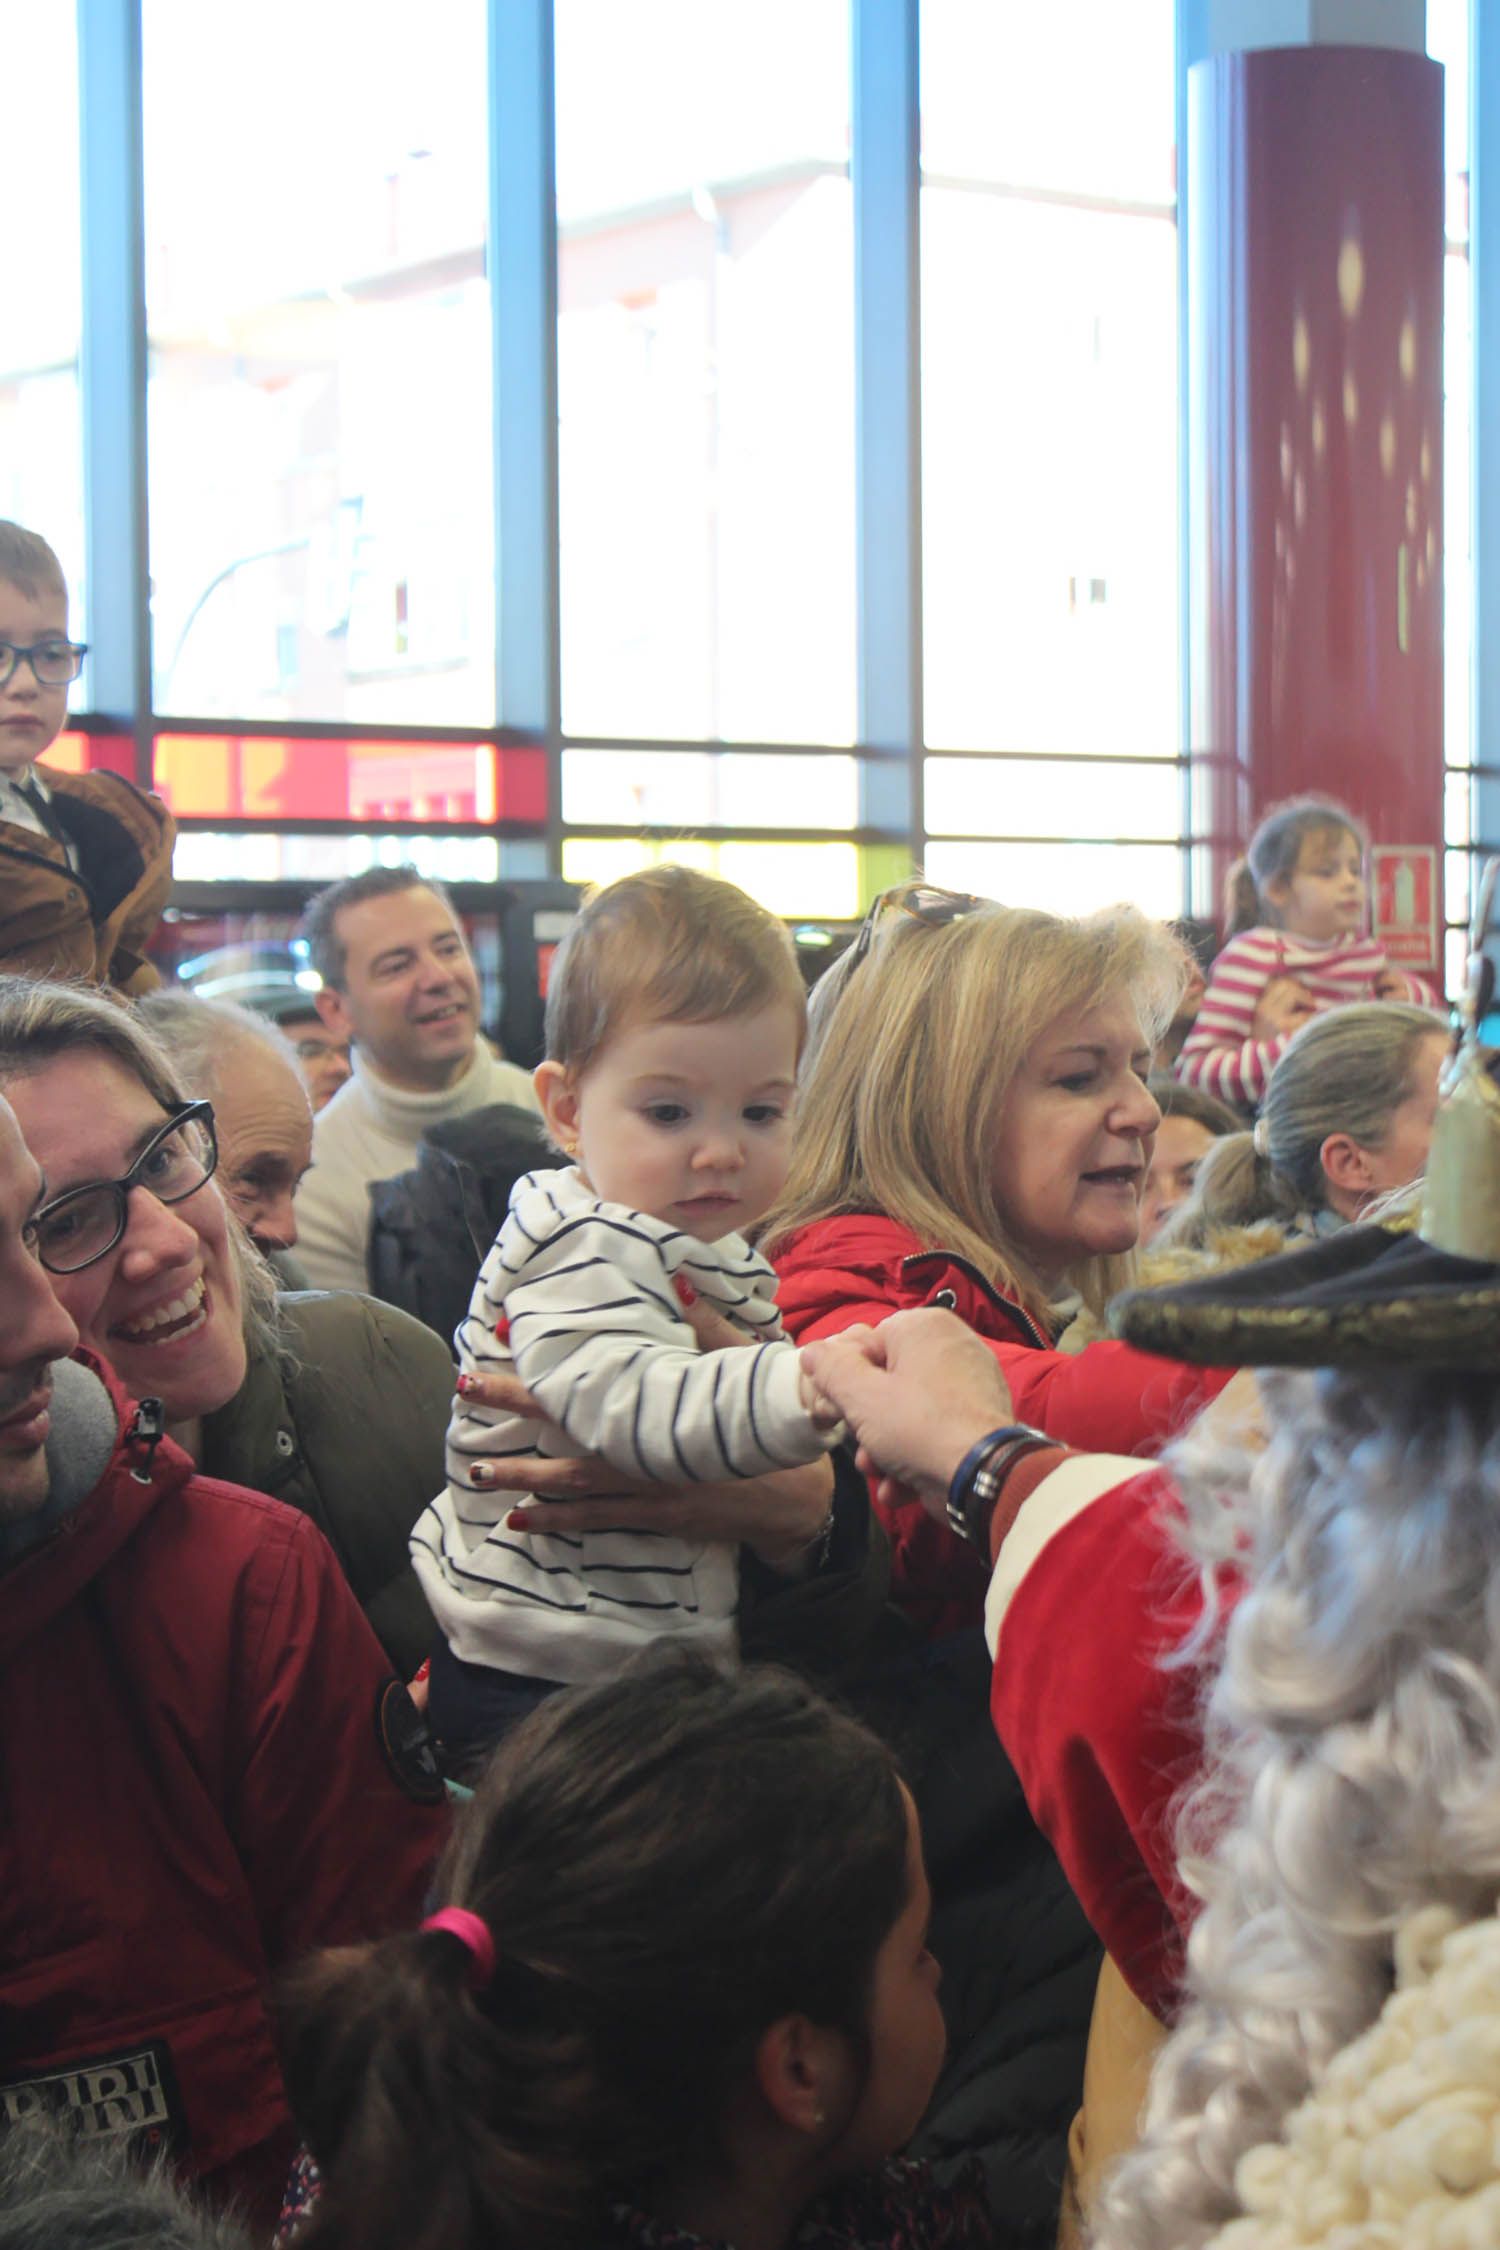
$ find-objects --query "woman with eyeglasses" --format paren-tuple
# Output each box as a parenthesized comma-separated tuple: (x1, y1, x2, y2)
(0, 975, 454, 1677)
(762, 888, 1235, 1636)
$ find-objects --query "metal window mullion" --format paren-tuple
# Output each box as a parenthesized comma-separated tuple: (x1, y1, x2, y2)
(1177, 0, 1212, 919)
(1474, 0, 1499, 878)
(77, 0, 152, 786)
(489, 0, 562, 874)
(852, 0, 923, 876)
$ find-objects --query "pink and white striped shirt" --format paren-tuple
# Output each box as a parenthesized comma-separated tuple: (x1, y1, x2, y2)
(1175, 926, 1438, 1110)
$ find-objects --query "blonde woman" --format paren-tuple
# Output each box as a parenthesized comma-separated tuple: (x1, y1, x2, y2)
(763, 888, 1233, 1632)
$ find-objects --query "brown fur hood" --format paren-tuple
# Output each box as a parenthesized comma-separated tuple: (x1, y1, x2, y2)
(1058, 1202, 1423, 1354)
(1057, 1220, 1302, 1353)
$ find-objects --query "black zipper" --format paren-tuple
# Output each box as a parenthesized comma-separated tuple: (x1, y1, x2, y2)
(125, 1398, 167, 1484)
(898, 1249, 1050, 1349)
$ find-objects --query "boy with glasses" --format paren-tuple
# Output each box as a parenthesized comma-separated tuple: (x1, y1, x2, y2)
(0, 521, 174, 991)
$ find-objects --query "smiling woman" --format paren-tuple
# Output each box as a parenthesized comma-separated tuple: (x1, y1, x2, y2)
(0, 978, 456, 1674)
(10, 1048, 248, 1417)
(763, 888, 1234, 1634)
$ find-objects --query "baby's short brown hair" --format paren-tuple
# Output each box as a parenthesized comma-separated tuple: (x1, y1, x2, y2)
(545, 864, 806, 1073)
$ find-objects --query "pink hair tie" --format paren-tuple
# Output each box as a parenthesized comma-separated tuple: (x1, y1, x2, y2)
(421, 1907, 496, 1989)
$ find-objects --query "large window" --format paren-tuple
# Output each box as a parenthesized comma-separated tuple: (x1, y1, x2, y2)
(35, 3, 1480, 968)
(0, 9, 86, 655)
(141, 0, 494, 729)
(919, 0, 1182, 916)
(554, 0, 855, 748)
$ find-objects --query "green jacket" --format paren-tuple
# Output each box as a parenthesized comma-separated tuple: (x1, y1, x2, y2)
(199, 1291, 450, 1678)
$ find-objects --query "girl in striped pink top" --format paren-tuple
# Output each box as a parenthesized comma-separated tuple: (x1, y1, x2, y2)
(1177, 797, 1439, 1111)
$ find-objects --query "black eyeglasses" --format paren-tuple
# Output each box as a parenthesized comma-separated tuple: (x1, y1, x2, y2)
(29, 1101, 218, 1275)
(845, 882, 988, 973)
(0, 639, 89, 691)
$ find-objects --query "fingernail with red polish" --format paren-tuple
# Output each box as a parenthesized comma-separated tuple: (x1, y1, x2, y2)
(455, 1372, 478, 1396)
(674, 1276, 697, 1307)
(507, 1511, 530, 1531)
(469, 1463, 495, 1486)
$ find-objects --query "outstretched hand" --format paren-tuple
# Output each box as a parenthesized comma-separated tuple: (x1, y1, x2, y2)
(453, 1364, 837, 1571)
(799, 1309, 1015, 1519)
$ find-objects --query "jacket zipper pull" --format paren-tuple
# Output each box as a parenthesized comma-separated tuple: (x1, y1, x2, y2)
(125, 1396, 167, 1484)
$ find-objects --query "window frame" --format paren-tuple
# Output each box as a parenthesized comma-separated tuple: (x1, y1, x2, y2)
(60, 0, 1482, 943)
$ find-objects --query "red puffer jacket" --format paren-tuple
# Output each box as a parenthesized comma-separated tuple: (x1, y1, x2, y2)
(0, 1355, 448, 2230)
(773, 1213, 1230, 1633)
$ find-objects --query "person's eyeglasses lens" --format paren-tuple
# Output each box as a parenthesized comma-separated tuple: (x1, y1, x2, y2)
(0, 641, 86, 689)
(33, 1113, 215, 1275)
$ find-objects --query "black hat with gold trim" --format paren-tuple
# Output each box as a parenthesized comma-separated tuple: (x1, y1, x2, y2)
(1110, 871, 1500, 1372)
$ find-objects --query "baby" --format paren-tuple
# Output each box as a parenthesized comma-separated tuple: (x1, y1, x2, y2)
(411, 865, 840, 1758)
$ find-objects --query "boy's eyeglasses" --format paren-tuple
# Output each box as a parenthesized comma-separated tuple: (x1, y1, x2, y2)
(0, 639, 89, 691)
(28, 1101, 218, 1275)
(845, 882, 988, 973)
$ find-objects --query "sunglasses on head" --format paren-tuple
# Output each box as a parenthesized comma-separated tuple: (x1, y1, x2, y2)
(845, 882, 988, 973)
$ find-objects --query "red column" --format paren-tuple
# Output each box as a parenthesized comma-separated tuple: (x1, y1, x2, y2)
(1187, 44, 1444, 949)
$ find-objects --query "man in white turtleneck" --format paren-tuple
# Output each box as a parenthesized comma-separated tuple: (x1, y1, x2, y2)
(294, 867, 538, 1295)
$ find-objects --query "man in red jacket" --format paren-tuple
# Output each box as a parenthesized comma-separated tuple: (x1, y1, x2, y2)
(0, 1096, 449, 2228)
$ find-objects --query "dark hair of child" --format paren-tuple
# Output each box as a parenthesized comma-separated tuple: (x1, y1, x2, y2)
(1222, 794, 1368, 939)
(280, 1658, 912, 2250)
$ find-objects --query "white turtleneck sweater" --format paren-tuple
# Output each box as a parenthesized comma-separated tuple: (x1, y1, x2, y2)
(295, 1045, 539, 1295)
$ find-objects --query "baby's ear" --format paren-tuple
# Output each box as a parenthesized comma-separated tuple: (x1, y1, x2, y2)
(534, 1060, 580, 1152)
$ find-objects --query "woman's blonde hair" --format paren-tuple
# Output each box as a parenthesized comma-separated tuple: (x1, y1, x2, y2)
(0, 976, 279, 1361)
(760, 894, 1188, 1325)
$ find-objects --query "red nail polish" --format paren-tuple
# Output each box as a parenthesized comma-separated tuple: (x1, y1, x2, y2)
(674, 1276, 697, 1308)
(506, 1511, 529, 1531)
(469, 1464, 492, 1486)
(494, 1315, 510, 1343)
(455, 1372, 477, 1396)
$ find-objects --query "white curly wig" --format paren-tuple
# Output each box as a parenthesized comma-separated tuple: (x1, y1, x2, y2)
(1093, 1363, 1500, 2250)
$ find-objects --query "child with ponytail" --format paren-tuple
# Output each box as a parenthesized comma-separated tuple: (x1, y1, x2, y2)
(1176, 796, 1437, 1113)
(279, 1658, 983, 2250)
